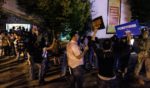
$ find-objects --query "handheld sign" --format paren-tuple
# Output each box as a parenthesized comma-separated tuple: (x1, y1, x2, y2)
(115, 20, 141, 38)
(92, 16, 105, 30)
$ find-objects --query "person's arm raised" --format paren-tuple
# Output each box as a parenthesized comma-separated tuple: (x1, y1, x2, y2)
(92, 29, 98, 41)
(76, 45, 89, 59)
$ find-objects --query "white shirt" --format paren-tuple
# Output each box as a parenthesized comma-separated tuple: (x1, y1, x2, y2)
(66, 40, 83, 68)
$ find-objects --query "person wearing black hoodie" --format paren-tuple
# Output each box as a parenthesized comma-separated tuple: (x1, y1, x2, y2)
(94, 39, 117, 88)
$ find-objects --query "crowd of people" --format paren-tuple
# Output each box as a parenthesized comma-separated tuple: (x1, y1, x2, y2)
(0, 26, 64, 84)
(66, 27, 150, 88)
(0, 25, 150, 88)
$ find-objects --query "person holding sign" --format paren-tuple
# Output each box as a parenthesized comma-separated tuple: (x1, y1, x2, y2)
(66, 31, 89, 88)
(96, 39, 118, 88)
(115, 31, 132, 78)
(91, 16, 103, 40)
(90, 22, 99, 68)
(133, 28, 150, 85)
(115, 20, 141, 38)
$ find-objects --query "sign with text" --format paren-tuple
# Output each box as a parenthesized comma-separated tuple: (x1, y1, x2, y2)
(115, 20, 141, 38)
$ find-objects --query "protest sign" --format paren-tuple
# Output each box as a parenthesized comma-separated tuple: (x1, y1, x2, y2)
(115, 20, 141, 38)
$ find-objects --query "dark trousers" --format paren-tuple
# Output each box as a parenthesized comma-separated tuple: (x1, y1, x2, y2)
(3, 46, 10, 56)
(29, 55, 49, 83)
(39, 57, 50, 82)
(70, 65, 84, 88)
(60, 53, 67, 76)
(118, 54, 130, 73)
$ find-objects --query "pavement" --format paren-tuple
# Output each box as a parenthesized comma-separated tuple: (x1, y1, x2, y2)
(1, 55, 150, 88)
(0, 56, 97, 88)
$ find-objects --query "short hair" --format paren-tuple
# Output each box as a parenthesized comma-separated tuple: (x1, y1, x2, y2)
(69, 31, 78, 39)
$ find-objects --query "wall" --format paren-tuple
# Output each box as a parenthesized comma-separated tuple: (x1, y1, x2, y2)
(90, 0, 131, 39)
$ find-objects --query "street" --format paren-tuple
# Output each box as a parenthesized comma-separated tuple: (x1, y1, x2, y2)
(0, 56, 97, 88)
(1, 55, 150, 88)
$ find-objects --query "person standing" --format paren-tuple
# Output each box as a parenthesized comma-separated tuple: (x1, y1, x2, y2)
(2, 32, 10, 56)
(117, 32, 131, 78)
(15, 32, 26, 61)
(66, 31, 88, 88)
(26, 26, 46, 85)
(134, 28, 150, 84)
(94, 39, 117, 88)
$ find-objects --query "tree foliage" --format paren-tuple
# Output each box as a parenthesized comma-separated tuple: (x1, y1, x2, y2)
(61, 0, 90, 31)
(17, 0, 91, 32)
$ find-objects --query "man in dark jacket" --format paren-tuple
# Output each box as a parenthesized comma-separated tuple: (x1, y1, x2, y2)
(27, 27, 46, 85)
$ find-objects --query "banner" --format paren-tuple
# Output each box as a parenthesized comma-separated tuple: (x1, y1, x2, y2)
(115, 20, 141, 38)
(107, 0, 121, 33)
(120, 0, 131, 24)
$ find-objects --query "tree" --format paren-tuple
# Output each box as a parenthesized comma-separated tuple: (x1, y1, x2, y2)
(37, 0, 64, 30)
(61, 0, 91, 32)
(17, 0, 91, 32)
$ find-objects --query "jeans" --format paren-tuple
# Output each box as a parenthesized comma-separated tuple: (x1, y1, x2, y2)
(39, 57, 49, 82)
(29, 55, 49, 83)
(60, 53, 67, 76)
(70, 65, 84, 88)
(89, 49, 95, 67)
(29, 56, 36, 80)
(125, 52, 137, 77)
